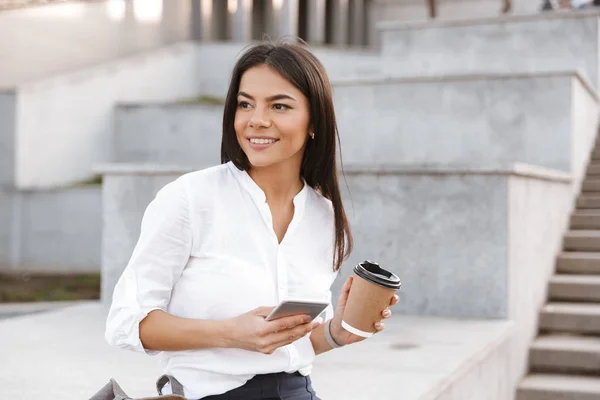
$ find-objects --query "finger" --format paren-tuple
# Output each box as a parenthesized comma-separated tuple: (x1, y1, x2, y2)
(336, 276, 354, 308)
(382, 308, 392, 319)
(269, 320, 319, 347)
(374, 321, 385, 332)
(390, 294, 399, 306)
(254, 306, 276, 317)
(267, 313, 312, 333)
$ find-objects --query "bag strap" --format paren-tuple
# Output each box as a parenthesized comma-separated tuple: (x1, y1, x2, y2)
(156, 375, 185, 396)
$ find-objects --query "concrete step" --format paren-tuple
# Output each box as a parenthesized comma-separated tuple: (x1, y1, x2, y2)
(539, 303, 600, 334)
(530, 334, 600, 374)
(564, 231, 600, 252)
(578, 196, 600, 209)
(571, 211, 600, 229)
(549, 275, 600, 302)
(517, 374, 600, 400)
(587, 164, 600, 175)
(557, 253, 600, 274)
(583, 179, 600, 193)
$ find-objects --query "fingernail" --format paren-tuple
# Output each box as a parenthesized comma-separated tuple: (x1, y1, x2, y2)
(311, 321, 320, 329)
(383, 310, 391, 317)
(375, 322, 381, 329)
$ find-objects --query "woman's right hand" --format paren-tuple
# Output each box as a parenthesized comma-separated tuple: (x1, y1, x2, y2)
(225, 307, 320, 354)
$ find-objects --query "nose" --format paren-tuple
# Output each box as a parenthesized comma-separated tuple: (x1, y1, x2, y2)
(248, 105, 271, 129)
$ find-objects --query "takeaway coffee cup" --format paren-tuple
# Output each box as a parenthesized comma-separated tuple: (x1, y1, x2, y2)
(341, 260, 401, 338)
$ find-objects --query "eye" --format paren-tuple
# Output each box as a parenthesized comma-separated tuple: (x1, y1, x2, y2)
(273, 103, 291, 111)
(237, 101, 252, 109)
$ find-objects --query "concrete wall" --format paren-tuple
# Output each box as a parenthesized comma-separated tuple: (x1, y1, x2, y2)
(194, 42, 382, 99)
(572, 76, 600, 191)
(0, 91, 16, 269)
(0, 189, 15, 270)
(114, 103, 222, 165)
(99, 163, 570, 396)
(0, 91, 16, 186)
(379, 12, 600, 88)
(110, 72, 598, 181)
(14, 42, 201, 189)
(12, 41, 381, 190)
(506, 172, 573, 391)
(2, 186, 102, 273)
(426, 329, 512, 400)
(335, 164, 572, 397)
(334, 73, 598, 177)
(100, 167, 185, 302)
(339, 167, 510, 318)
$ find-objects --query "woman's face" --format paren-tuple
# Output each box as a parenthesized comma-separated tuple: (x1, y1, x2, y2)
(234, 64, 311, 170)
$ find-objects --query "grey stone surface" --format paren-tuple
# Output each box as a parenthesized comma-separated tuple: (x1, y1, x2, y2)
(571, 76, 600, 192)
(11, 42, 381, 190)
(380, 12, 600, 88)
(101, 172, 183, 302)
(0, 189, 15, 270)
(506, 174, 574, 389)
(0, 301, 513, 400)
(111, 73, 598, 185)
(16, 186, 102, 272)
(0, 92, 16, 186)
(333, 73, 598, 179)
(114, 103, 222, 165)
(99, 163, 571, 396)
(0, 94, 15, 267)
(15, 41, 201, 189)
(339, 172, 510, 319)
(194, 42, 382, 99)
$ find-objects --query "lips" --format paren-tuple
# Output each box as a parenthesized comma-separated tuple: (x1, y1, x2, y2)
(247, 137, 279, 151)
(249, 137, 279, 145)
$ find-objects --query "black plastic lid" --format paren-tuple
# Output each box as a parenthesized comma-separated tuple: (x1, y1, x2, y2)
(353, 260, 401, 290)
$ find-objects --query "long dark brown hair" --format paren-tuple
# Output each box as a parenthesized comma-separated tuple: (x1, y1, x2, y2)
(221, 41, 353, 272)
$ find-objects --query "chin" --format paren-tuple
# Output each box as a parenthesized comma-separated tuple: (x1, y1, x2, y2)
(246, 154, 279, 168)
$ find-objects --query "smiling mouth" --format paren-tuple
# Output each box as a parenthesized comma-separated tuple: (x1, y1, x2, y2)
(249, 138, 279, 145)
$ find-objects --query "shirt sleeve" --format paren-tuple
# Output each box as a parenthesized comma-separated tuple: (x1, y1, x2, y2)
(105, 175, 193, 355)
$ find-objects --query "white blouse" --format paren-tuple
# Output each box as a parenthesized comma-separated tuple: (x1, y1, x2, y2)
(105, 161, 338, 399)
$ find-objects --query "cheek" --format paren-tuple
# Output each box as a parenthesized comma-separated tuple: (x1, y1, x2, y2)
(234, 114, 248, 141)
(279, 115, 309, 144)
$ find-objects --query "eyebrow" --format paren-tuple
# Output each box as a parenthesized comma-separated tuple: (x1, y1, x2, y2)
(237, 91, 297, 102)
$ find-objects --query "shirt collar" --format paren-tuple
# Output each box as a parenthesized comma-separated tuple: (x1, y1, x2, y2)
(226, 161, 309, 208)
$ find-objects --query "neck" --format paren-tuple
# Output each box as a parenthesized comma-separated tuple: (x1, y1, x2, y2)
(248, 161, 304, 204)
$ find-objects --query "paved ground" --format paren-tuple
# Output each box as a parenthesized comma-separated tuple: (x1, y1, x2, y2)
(0, 0, 191, 88)
(0, 301, 512, 400)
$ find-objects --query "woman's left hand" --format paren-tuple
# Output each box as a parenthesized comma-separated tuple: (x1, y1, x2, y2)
(329, 276, 400, 346)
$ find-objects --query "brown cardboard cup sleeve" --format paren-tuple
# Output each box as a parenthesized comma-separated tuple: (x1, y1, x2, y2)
(341, 260, 401, 338)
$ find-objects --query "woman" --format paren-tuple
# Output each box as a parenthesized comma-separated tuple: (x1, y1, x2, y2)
(105, 41, 398, 400)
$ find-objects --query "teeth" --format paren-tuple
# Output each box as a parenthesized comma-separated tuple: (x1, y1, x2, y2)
(250, 138, 277, 144)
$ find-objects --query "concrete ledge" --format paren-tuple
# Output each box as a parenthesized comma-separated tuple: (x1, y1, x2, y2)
(94, 163, 573, 183)
(377, 9, 600, 31)
(0, 302, 513, 400)
(331, 70, 599, 103)
(342, 163, 573, 183)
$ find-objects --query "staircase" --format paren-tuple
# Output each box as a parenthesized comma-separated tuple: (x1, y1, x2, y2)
(517, 146, 600, 399)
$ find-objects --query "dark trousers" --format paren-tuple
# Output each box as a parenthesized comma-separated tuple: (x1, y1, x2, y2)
(199, 372, 321, 400)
